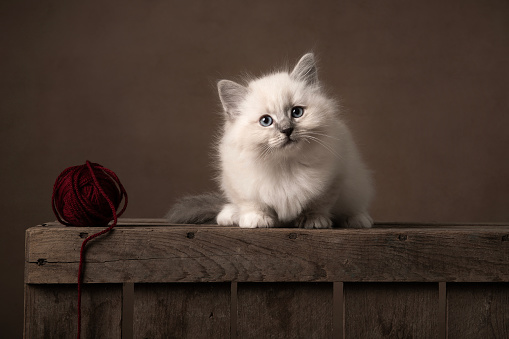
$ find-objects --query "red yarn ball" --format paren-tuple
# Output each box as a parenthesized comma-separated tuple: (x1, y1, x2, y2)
(52, 161, 128, 226)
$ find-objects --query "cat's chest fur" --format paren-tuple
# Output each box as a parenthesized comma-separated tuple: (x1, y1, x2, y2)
(227, 153, 335, 221)
(260, 162, 326, 221)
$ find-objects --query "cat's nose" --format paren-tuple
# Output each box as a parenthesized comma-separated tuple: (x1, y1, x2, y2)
(281, 127, 294, 137)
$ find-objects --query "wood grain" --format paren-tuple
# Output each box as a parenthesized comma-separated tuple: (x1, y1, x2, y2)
(447, 283, 509, 338)
(25, 223, 509, 283)
(344, 283, 439, 338)
(133, 283, 230, 339)
(24, 284, 122, 339)
(237, 282, 333, 339)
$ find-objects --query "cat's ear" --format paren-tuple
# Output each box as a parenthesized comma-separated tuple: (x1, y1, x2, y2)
(217, 80, 248, 116)
(290, 53, 318, 86)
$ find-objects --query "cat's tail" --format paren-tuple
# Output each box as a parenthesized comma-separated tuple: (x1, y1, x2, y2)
(165, 192, 226, 224)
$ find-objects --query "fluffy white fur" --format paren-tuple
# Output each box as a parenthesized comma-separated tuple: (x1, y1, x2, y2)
(215, 53, 374, 228)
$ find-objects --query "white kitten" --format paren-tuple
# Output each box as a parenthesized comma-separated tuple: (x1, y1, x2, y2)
(166, 53, 374, 228)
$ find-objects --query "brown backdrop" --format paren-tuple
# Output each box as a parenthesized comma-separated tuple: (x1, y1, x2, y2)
(1, 0, 508, 336)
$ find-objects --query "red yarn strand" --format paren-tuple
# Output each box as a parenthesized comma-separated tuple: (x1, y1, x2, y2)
(51, 161, 127, 339)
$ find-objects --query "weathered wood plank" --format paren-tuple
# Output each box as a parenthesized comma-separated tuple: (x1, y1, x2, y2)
(24, 284, 122, 339)
(133, 283, 230, 339)
(26, 224, 509, 283)
(333, 282, 343, 339)
(40, 219, 509, 227)
(447, 283, 509, 338)
(344, 283, 439, 338)
(237, 282, 333, 338)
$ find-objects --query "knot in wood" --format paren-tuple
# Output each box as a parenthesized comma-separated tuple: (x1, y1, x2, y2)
(502, 234, 509, 242)
(398, 234, 407, 241)
(186, 232, 195, 239)
(288, 233, 298, 239)
(37, 258, 47, 266)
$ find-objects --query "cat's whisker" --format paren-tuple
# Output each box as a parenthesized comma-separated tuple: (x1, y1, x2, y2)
(259, 144, 274, 160)
(302, 135, 343, 159)
(305, 131, 342, 141)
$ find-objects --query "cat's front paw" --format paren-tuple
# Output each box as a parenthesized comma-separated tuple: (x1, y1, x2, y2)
(297, 214, 332, 229)
(345, 213, 373, 228)
(217, 204, 239, 226)
(239, 211, 275, 228)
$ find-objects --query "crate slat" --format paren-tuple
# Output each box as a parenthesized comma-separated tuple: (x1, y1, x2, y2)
(24, 284, 122, 339)
(133, 283, 230, 339)
(447, 283, 509, 338)
(237, 282, 333, 338)
(25, 224, 509, 283)
(344, 283, 439, 338)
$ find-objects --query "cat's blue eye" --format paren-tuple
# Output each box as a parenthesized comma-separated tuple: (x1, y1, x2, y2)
(291, 106, 304, 118)
(259, 115, 273, 127)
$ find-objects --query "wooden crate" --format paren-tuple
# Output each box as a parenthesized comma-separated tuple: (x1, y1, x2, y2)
(25, 219, 509, 338)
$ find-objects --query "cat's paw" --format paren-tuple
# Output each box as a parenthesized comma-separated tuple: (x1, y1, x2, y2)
(239, 211, 275, 228)
(217, 204, 238, 226)
(298, 214, 333, 229)
(345, 213, 373, 228)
